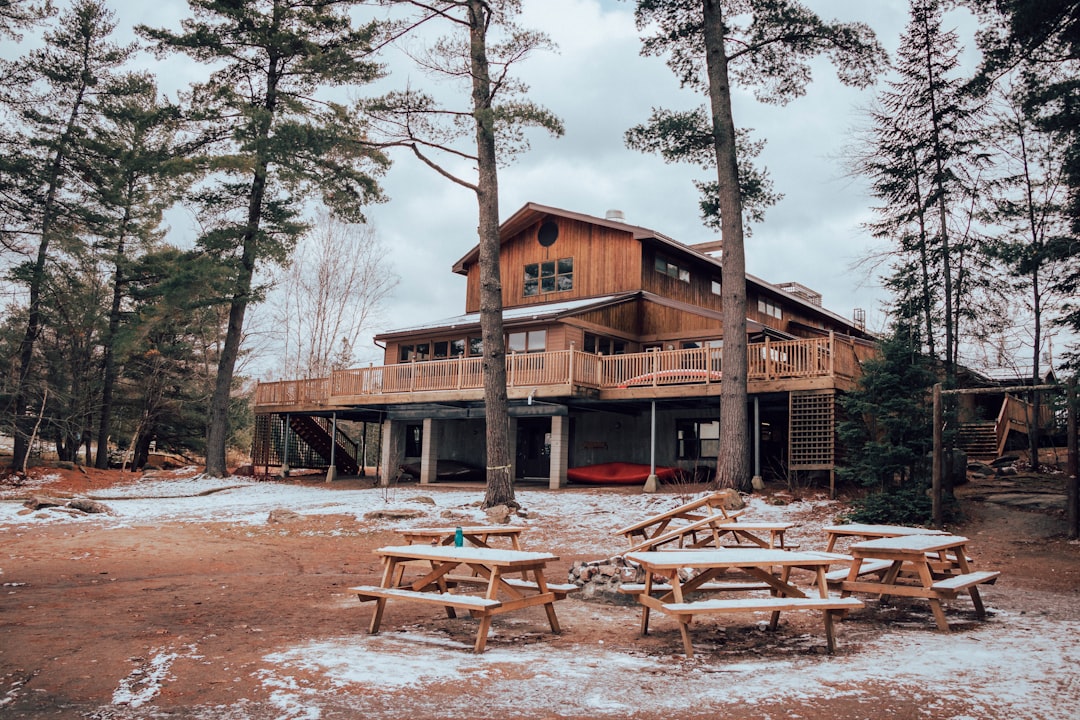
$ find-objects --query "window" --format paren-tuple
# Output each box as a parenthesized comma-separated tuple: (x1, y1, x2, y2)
(509, 329, 546, 353)
(758, 297, 782, 319)
(468, 336, 483, 356)
(677, 420, 720, 460)
(405, 424, 423, 457)
(450, 338, 466, 358)
(397, 343, 429, 362)
(524, 258, 573, 296)
(584, 333, 627, 355)
(655, 255, 690, 283)
(433, 341, 449, 360)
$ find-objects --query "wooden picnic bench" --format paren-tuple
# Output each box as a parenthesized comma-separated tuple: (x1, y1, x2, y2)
(835, 534, 999, 631)
(623, 549, 863, 657)
(614, 493, 744, 549)
(352, 545, 576, 653)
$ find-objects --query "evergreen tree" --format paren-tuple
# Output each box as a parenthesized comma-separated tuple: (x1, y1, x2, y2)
(837, 324, 937, 490)
(365, 0, 563, 507)
(141, 0, 389, 476)
(81, 76, 186, 468)
(966, 0, 1080, 369)
(857, 0, 989, 379)
(627, 0, 885, 489)
(0, 0, 135, 468)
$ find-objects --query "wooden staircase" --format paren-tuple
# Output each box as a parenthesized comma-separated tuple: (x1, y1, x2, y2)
(288, 415, 360, 475)
(957, 423, 998, 460)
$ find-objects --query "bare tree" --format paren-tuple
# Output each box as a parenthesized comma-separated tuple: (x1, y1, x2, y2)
(273, 208, 398, 379)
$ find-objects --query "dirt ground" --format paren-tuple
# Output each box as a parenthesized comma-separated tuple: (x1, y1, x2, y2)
(1, 464, 1078, 719)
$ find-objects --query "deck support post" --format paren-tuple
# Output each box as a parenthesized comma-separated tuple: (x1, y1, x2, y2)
(280, 414, 291, 478)
(549, 414, 569, 489)
(644, 401, 660, 493)
(751, 396, 763, 491)
(420, 417, 439, 485)
(326, 413, 338, 482)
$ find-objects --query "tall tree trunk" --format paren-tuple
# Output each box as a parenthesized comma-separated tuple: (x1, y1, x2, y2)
(703, 0, 750, 490)
(910, 150, 936, 357)
(205, 52, 280, 477)
(96, 200, 132, 468)
(920, 10, 955, 380)
(468, 0, 514, 508)
(11, 81, 88, 467)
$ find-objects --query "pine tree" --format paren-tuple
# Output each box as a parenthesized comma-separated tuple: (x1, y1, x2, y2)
(140, 0, 389, 476)
(0, 0, 135, 469)
(365, 0, 563, 507)
(628, 0, 886, 489)
(81, 75, 186, 468)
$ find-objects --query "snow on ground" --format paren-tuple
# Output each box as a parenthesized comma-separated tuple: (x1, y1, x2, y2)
(2, 474, 1077, 719)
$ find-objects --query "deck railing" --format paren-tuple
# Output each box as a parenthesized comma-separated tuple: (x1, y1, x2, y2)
(253, 333, 876, 408)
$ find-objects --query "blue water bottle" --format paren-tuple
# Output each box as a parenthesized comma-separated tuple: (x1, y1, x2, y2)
(454, 526, 464, 547)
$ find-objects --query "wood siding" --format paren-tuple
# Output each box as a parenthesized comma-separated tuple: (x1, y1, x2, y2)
(463, 217, 642, 313)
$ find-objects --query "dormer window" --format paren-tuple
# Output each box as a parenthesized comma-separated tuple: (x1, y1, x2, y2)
(655, 255, 690, 283)
(524, 258, 573, 296)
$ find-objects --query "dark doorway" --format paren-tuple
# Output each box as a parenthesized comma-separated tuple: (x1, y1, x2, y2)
(516, 418, 551, 480)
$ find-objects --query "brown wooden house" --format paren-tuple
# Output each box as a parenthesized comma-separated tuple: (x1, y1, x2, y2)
(252, 202, 878, 489)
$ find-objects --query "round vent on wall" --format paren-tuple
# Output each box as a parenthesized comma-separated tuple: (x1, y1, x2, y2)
(537, 220, 559, 247)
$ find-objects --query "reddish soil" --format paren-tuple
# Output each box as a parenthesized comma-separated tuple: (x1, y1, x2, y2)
(0, 465, 1077, 719)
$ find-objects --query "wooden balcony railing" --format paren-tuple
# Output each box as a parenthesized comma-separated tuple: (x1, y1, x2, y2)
(253, 333, 877, 409)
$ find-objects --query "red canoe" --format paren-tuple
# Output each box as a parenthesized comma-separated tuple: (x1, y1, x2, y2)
(566, 462, 683, 486)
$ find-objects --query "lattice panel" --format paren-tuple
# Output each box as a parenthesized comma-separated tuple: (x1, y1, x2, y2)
(789, 390, 835, 470)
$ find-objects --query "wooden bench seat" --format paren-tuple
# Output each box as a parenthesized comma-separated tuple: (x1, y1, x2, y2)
(931, 570, 1000, 592)
(442, 575, 579, 598)
(501, 578, 581, 598)
(649, 594, 864, 656)
(661, 595, 864, 616)
(824, 559, 893, 583)
(350, 585, 502, 611)
(618, 581, 771, 595)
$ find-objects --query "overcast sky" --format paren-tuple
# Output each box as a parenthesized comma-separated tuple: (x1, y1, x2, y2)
(2, 1, 983, 374)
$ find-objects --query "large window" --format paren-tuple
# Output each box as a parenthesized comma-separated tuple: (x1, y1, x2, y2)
(655, 255, 690, 283)
(398, 343, 430, 362)
(508, 329, 547, 353)
(524, 258, 573, 296)
(677, 420, 720, 460)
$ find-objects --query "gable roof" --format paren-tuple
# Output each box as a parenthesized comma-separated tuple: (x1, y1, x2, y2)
(451, 202, 871, 338)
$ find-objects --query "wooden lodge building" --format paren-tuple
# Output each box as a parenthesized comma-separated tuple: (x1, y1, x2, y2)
(252, 203, 878, 489)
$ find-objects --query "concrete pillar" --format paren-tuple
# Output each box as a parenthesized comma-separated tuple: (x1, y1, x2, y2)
(420, 417, 439, 485)
(549, 414, 569, 490)
(379, 419, 404, 487)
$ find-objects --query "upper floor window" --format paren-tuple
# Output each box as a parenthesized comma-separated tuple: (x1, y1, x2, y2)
(508, 330, 547, 353)
(758, 297, 782, 319)
(524, 258, 573, 296)
(655, 255, 690, 283)
(399, 343, 430, 362)
(584, 333, 626, 355)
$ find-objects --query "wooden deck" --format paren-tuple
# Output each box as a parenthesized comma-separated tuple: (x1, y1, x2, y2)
(254, 334, 876, 412)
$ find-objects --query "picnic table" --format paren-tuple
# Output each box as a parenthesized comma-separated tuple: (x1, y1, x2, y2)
(622, 548, 863, 657)
(350, 545, 577, 653)
(833, 534, 999, 631)
(822, 523, 947, 552)
(398, 525, 525, 549)
(615, 492, 744, 551)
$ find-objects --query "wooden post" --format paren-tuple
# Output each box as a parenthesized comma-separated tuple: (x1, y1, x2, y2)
(1068, 378, 1078, 539)
(932, 383, 943, 529)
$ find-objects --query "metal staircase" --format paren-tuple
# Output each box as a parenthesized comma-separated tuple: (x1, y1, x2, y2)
(288, 415, 360, 475)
